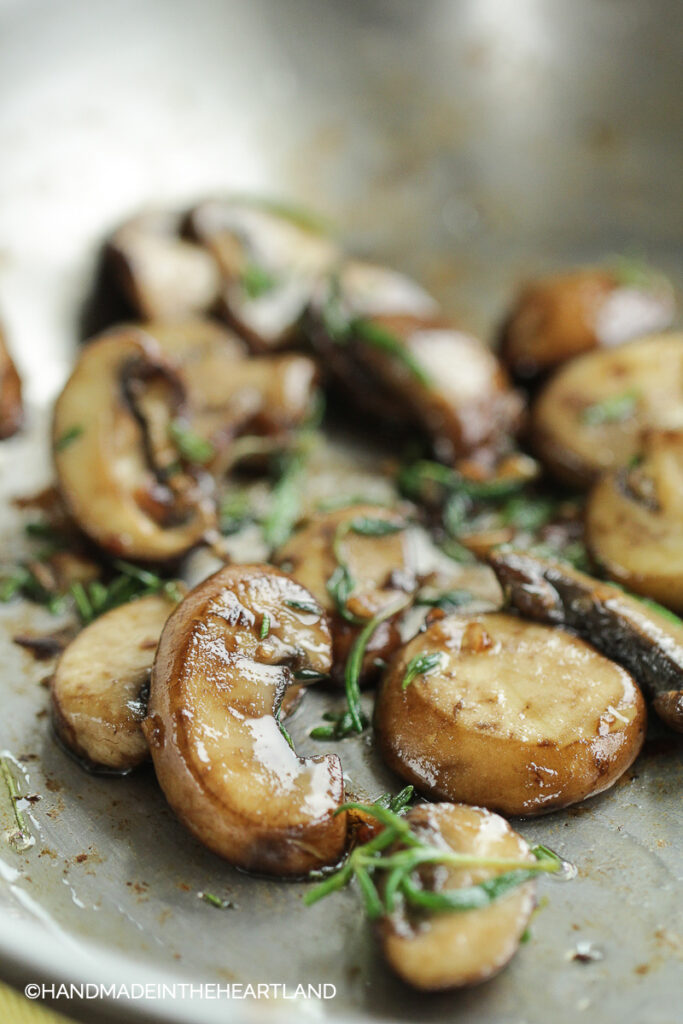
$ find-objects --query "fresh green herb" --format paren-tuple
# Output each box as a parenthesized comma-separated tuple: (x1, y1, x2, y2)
(0, 756, 32, 851)
(242, 195, 333, 235)
(219, 490, 252, 536)
(0, 566, 64, 614)
(200, 891, 234, 910)
(439, 537, 476, 564)
(316, 495, 389, 513)
(581, 391, 639, 427)
(326, 563, 361, 625)
(309, 708, 370, 741)
(285, 598, 322, 615)
(610, 255, 665, 292)
(69, 562, 182, 625)
(374, 785, 414, 815)
(241, 262, 278, 299)
(294, 668, 329, 682)
(259, 613, 271, 640)
(501, 496, 556, 532)
(399, 460, 527, 503)
(262, 434, 317, 550)
(304, 801, 563, 919)
(352, 318, 432, 389)
(168, 419, 215, 465)
(415, 589, 472, 611)
(275, 705, 295, 752)
(55, 425, 84, 452)
(401, 651, 445, 690)
(344, 596, 411, 734)
(443, 491, 469, 536)
(347, 516, 405, 538)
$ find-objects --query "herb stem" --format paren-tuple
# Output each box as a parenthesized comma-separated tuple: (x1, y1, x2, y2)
(344, 596, 411, 733)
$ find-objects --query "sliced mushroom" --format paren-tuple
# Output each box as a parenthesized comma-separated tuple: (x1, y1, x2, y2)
(107, 210, 222, 321)
(188, 198, 339, 351)
(0, 326, 23, 439)
(586, 430, 683, 612)
(143, 564, 347, 875)
(379, 804, 536, 990)
(500, 265, 675, 380)
(307, 265, 522, 461)
(274, 505, 417, 684)
(53, 329, 215, 560)
(531, 332, 683, 487)
(136, 319, 319, 468)
(51, 593, 177, 772)
(375, 612, 645, 815)
(489, 548, 683, 731)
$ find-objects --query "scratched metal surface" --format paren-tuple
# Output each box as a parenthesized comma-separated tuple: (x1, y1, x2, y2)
(0, 1, 682, 1023)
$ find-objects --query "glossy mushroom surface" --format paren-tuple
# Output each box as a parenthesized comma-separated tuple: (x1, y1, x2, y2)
(379, 803, 537, 990)
(375, 612, 645, 815)
(51, 593, 177, 772)
(144, 564, 347, 875)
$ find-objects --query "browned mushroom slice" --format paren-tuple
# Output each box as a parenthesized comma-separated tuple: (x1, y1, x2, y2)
(586, 430, 683, 612)
(142, 318, 320, 469)
(274, 504, 417, 683)
(500, 265, 675, 380)
(107, 210, 222, 321)
(379, 804, 537, 990)
(188, 198, 339, 351)
(531, 331, 683, 487)
(53, 329, 215, 561)
(375, 612, 645, 815)
(488, 548, 683, 732)
(51, 593, 178, 773)
(0, 327, 23, 439)
(307, 265, 522, 460)
(144, 565, 347, 875)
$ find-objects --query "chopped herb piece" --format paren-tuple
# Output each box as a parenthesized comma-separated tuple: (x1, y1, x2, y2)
(352, 318, 432, 389)
(344, 596, 411, 733)
(275, 705, 295, 751)
(309, 708, 370, 741)
(200, 891, 234, 910)
(399, 459, 527, 502)
(348, 516, 405, 538)
(294, 668, 329, 682)
(0, 755, 32, 851)
(415, 589, 472, 611)
(401, 651, 445, 690)
(375, 785, 415, 815)
(581, 391, 639, 427)
(241, 262, 278, 299)
(501, 496, 557, 532)
(55, 425, 84, 452)
(326, 563, 361, 625)
(168, 419, 215, 464)
(219, 491, 252, 536)
(262, 434, 316, 550)
(259, 613, 271, 640)
(286, 599, 321, 615)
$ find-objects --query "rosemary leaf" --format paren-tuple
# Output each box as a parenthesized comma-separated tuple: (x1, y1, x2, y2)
(55, 425, 84, 452)
(401, 651, 445, 690)
(352, 318, 432, 389)
(581, 391, 639, 427)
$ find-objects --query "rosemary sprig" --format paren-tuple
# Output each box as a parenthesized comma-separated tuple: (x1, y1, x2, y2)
(241, 262, 278, 299)
(259, 613, 271, 640)
(304, 801, 563, 919)
(70, 562, 182, 625)
(309, 708, 370, 741)
(344, 595, 411, 733)
(401, 651, 445, 690)
(581, 391, 639, 427)
(327, 515, 405, 624)
(374, 785, 414, 814)
(199, 891, 235, 910)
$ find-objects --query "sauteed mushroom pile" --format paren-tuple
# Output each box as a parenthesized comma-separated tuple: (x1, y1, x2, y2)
(2, 196, 681, 993)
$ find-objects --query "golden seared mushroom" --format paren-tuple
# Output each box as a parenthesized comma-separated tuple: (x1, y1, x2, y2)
(379, 804, 539, 990)
(51, 593, 178, 772)
(489, 548, 683, 732)
(531, 332, 683, 487)
(500, 264, 675, 380)
(188, 198, 339, 352)
(107, 210, 222, 321)
(307, 264, 522, 461)
(586, 430, 683, 613)
(53, 329, 215, 561)
(375, 612, 645, 815)
(136, 319, 320, 470)
(143, 564, 347, 875)
(0, 326, 23, 439)
(274, 505, 417, 684)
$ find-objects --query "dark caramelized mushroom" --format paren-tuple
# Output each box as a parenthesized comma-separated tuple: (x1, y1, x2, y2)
(500, 265, 675, 380)
(489, 548, 683, 732)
